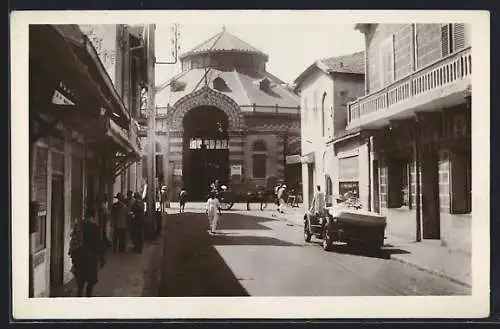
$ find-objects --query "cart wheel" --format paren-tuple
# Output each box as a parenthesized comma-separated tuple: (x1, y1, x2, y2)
(304, 223, 312, 242)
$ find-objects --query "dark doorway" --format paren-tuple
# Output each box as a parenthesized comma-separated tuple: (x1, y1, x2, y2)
(50, 174, 65, 296)
(307, 163, 314, 208)
(421, 152, 440, 239)
(183, 106, 229, 201)
(373, 160, 380, 213)
(450, 150, 471, 214)
(387, 157, 410, 208)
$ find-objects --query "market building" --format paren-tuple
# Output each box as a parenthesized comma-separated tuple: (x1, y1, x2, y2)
(347, 24, 472, 253)
(154, 27, 301, 201)
(294, 52, 366, 209)
(29, 24, 147, 297)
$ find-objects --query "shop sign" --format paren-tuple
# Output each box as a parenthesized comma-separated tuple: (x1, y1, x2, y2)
(230, 165, 242, 176)
(285, 154, 301, 165)
(174, 168, 182, 176)
(301, 153, 314, 164)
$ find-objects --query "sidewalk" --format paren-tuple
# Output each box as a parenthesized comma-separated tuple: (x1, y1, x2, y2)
(59, 216, 165, 297)
(274, 205, 472, 288)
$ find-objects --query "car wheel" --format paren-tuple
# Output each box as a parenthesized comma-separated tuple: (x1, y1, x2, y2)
(304, 223, 312, 242)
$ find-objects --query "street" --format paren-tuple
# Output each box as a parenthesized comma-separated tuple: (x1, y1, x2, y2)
(158, 204, 470, 297)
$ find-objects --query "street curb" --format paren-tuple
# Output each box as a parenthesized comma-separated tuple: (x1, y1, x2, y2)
(390, 254, 472, 289)
(281, 212, 472, 289)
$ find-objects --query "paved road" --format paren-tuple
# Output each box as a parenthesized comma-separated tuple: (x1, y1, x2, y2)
(158, 208, 470, 296)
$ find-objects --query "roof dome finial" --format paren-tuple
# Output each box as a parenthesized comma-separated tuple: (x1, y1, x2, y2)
(222, 25, 226, 32)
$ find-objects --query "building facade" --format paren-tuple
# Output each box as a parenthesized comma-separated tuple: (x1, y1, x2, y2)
(347, 24, 472, 253)
(29, 24, 147, 297)
(294, 52, 366, 209)
(153, 27, 301, 201)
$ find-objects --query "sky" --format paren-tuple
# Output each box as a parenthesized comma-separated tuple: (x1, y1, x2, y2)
(154, 23, 364, 86)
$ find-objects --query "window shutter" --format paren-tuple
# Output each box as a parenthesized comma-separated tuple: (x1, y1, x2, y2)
(441, 24, 451, 57)
(453, 23, 466, 51)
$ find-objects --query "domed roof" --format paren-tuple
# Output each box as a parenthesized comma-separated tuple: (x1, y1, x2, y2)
(179, 27, 268, 60)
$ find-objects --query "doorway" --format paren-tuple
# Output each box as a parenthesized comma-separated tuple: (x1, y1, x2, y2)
(421, 152, 440, 239)
(450, 150, 472, 214)
(182, 106, 230, 201)
(49, 174, 65, 296)
(307, 163, 314, 208)
(373, 160, 380, 213)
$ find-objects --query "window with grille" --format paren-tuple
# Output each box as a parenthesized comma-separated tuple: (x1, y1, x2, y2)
(252, 140, 267, 178)
(379, 35, 395, 87)
(441, 23, 468, 57)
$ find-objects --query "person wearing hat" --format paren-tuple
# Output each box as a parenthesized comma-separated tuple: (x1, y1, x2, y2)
(159, 185, 168, 214)
(277, 184, 287, 214)
(130, 192, 145, 253)
(111, 193, 128, 252)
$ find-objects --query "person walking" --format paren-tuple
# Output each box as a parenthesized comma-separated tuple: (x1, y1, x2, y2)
(277, 184, 287, 214)
(159, 186, 168, 213)
(111, 193, 128, 252)
(310, 185, 327, 217)
(130, 192, 145, 253)
(68, 208, 105, 297)
(179, 188, 187, 213)
(205, 191, 221, 234)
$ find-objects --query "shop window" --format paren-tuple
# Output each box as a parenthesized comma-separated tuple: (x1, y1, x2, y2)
(387, 158, 411, 208)
(32, 145, 48, 252)
(441, 23, 468, 57)
(252, 140, 267, 178)
(338, 155, 359, 198)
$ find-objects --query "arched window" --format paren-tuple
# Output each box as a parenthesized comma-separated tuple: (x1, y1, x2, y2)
(325, 175, 333, 205)
(321, 92, 327, 137)
(252, 140, 267, 178)
(303, 96, 308, 125)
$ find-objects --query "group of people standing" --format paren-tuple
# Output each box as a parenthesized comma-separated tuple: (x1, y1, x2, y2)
(68, 189, 146, 297)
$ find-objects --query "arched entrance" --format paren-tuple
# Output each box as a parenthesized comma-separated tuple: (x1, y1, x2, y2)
(183, 106, 230, 200)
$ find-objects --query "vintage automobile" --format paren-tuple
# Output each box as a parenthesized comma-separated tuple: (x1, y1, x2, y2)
(303, 193, 386, 251)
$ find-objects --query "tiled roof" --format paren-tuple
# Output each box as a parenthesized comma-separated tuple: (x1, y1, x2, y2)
(320, 51, 365, 74)
(294, 51, 364, 88)
(179, 28, 268, 60)
(155, 68, 299, 110)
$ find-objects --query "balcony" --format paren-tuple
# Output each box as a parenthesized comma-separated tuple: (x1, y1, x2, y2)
(347, 47, 471, 130)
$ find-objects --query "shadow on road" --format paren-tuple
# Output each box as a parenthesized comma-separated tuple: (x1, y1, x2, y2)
(158, 213, 249, 296)
(217, 213, 277, 230)
(310, 241, 411, 260)
(211, 234, 300, 247)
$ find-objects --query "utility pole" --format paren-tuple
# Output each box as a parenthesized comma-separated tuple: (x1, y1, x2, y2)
(146, 24, 156, 225)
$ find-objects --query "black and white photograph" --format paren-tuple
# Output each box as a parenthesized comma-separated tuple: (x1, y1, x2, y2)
(10, 10, 490, 319)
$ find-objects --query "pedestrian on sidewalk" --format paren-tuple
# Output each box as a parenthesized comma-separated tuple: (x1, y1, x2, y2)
(159, 186, 168, 213)
(68, 208, 105, 297)
(130, 192, 145, 253)
(99, 193, 112, 248)
(277, 184, 287, 214)
(205, 191, 221, 234)
(179, 188, 187, 213)
(111, 193, 128, 252)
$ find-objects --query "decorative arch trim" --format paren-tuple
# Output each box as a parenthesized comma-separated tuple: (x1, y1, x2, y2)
(167, 85, 245, 132)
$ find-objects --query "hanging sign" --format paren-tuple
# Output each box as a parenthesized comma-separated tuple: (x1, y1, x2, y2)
(174, 168, 182, 176)
(230, 165, 242, 176)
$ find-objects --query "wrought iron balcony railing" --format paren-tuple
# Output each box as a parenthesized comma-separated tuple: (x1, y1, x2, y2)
(348, 47, 471, 125)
